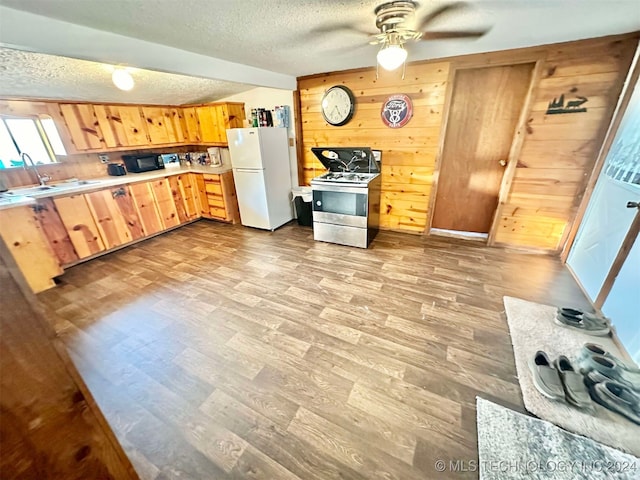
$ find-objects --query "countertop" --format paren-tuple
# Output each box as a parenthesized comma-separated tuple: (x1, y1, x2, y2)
(0, 164, 232, 211)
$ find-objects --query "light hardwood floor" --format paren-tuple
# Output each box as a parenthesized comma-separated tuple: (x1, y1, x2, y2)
(37, 221, 591, 480)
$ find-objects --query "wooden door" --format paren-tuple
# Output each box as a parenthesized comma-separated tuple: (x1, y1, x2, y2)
(177, 173, 200, 221)
(182, 107, 201, 143)
(129, 182, 164, 236)
(432, 63, 534, 234)
(54, 194, 106, 258)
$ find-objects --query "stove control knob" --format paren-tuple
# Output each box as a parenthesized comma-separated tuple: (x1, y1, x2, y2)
(316, 200, 322, 206)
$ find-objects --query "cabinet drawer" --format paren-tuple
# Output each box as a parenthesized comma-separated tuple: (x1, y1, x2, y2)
(203, 174, 221, 183)
(205, 183, 223, 195)
(207, 196, 225, 208)
(209, 206, 227, 219)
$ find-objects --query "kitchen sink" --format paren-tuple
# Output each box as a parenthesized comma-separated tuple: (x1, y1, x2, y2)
(8, 179, 105, 197)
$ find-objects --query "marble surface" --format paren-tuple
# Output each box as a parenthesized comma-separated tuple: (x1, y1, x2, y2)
(0, 164, 232, 210)
(477, 397, 639, 480)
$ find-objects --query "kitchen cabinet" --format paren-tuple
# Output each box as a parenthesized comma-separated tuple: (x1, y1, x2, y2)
(182, 107, 201, 143)
(58, 103, 104, 151)
(33, 198, 79, 266)
(54, 194, 107, 258)
(86, 187, 144, 249)
(129, 182, 165, 236)
(0, 205, 63, 292)
(169, 173, 199, 223)
(201, 172, 240, 223)
(142, 107, 185, 145)
(195, 103, 245, 144)
(149, 179, 180, 230)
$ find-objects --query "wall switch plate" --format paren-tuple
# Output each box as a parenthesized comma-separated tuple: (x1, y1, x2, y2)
(98, 154, 110, 163)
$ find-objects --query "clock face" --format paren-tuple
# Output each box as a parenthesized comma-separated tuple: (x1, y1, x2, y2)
(321, 86, 355, 126)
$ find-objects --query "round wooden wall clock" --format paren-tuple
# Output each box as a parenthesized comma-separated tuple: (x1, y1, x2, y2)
(381, 94, 413, 128)
(321, 85, 355, 126)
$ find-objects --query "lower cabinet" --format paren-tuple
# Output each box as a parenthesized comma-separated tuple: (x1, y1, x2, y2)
(54, 194, 106, 259)
(128, 182, 164, 236)
(200, 172, 240, 223)
(85, 187, 145, 249)
(0, 205, 63, 293)
(1, 171, 239, 293)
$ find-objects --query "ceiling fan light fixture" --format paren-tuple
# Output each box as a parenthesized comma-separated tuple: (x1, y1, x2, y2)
(377, 42, 407, 71)
(112, 68, 134, 91)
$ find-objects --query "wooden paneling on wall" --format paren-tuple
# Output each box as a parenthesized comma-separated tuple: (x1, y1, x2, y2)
(297, 34, 637, 250)
(493, 37, 637, 250)
(298, 63, 450, 233)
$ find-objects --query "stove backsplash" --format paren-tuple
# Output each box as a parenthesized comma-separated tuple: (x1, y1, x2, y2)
(311, 147, 380, 174)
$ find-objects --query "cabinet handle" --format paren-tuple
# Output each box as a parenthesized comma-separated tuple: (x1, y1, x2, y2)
(112, 187, 127, 198)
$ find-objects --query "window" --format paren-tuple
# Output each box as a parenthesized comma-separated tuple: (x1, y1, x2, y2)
(0, 115, 66, 169)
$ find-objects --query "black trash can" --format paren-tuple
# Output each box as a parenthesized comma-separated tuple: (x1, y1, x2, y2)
(292, 187, 313, 227)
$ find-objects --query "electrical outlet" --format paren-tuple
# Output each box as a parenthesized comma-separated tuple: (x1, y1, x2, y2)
(98, 154, 110, 163)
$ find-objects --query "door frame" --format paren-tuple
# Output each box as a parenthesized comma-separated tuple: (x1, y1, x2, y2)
(426, 58, 544, 244)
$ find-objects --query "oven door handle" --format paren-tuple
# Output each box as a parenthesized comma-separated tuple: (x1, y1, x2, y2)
(311, 183, 368, 194)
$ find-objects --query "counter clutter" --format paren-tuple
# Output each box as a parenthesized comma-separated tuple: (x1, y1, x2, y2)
(0, 165, 240, 293)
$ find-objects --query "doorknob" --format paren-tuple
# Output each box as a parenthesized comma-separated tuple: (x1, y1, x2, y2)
(499, 159, 507, 167)
(627, 201, 639, 209)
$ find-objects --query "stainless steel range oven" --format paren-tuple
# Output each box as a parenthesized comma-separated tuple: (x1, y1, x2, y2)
(310, 148, 381, 248)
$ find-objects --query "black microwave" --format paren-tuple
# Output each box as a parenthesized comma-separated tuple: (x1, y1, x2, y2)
(121, 154, 165, 173)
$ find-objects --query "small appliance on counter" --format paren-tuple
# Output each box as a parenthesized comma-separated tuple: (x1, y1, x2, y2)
(121, 153, 164, 173)
(107, 163, 127, 176)
(160, 153, 180, 168)
(207, 147, 222, 167)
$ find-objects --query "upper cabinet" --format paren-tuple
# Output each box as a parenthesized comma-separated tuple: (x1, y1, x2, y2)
(54, 102, 245, 153)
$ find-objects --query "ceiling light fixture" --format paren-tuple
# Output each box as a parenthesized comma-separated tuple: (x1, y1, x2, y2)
(112, 68, 134, 91)
(376, 39, 408, 71)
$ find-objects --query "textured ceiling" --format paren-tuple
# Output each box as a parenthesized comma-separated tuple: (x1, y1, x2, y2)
(0, 48, 254, 105)
(0, 0, 639, 104)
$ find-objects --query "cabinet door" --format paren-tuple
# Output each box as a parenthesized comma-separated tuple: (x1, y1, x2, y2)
(168, 175, 189, 223)
(220, 171, 240, 224)
(54, 194, 106, 258)
(117, 106, 149, 146)
(223, 103, 246, 143)
(0, 206, 63, 292)
(142, 107, 173, 144)
(196, 106, 220, 143)
(149, 179, 180, 229)
(129, 182, 164, 236)
(59, 104, 104, 150)
(93, 104, 128, 148)
(194, 174, 210, 217)
(166, 108, 186, 143)
(33, 198, 78, 265)
(176, 173, 200, 221)
(182, 107, 201, 143)
(86, 188, 143, 249)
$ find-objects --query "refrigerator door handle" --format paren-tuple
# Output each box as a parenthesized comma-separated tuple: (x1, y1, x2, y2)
(234, 168, 263, 173)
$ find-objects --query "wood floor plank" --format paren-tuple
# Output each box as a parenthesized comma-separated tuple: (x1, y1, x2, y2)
(38, 221, 593, 480)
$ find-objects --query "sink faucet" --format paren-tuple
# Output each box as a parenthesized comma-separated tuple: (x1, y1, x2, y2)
(21, 153, 51, 186)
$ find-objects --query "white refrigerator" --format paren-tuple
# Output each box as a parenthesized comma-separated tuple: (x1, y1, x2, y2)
(226, 127, 293, 230)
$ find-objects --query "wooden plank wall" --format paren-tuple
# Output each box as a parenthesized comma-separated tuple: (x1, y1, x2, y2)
(298, 63, 450, 233)
(297, 34, 638, 250)
(493, 37, 638, 250)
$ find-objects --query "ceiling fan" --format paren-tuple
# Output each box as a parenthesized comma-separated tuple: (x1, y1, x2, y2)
(322, 1, 489, 72)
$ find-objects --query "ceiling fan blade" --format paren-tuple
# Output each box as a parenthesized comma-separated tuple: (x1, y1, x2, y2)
(416, 2, 469, 32)
(309, 22, 374, 37)
(420, 29, 489, 40)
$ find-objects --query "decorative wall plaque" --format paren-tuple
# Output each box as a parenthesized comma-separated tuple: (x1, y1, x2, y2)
(381, 94, 413, 128)
(546, 94, 588, 115)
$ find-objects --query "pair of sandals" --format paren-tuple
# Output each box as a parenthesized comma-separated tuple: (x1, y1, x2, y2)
(555, 307, 610, 336)
(528, 351, 591, 408)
